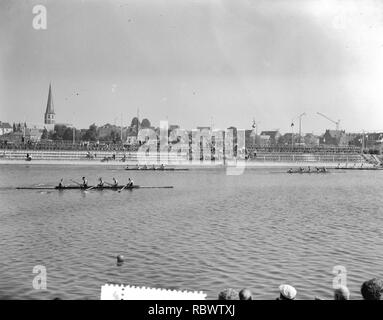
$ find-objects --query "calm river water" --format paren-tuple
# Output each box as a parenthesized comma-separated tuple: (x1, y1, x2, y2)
(0, 164, 382, 299)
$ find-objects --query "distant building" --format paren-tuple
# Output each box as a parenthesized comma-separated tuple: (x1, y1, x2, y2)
(320, 130, 347, 146)
(44, 83, 55, 131)
(278, 133, 299, 146)
(0, 122, 12, 136)
(362, 132, 383, 151)
(0, 131, 23, 143)
(98, 123, 119, 139)
(245, 129, 256, 147)
(196, 126, 211, 132)
(366, 132, 383, 147)
(347, 133, 363, 147)
(259, 134, 271, 146)
(25, 128, 42, 142)
(304, 133, 320, 147)
(126, 132, 138, 144)
(169, 124, 180, 132)
(260, 130, 281, 145)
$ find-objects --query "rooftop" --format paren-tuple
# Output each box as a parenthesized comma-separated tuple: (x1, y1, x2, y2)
(0, 122, 12, 129)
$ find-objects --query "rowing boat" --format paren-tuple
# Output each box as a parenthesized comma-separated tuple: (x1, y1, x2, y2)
(333, 167, 383, 171)
(287, 171, 330, 174)
(16, 185, 174, 190)
(125, 168, 189, 171)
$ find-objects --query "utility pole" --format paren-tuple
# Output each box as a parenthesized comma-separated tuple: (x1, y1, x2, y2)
(298, 113, 306, 144)
(120, 113, 123, 142)
(72, 114, 75, 145)
(252, 118, 259, 136)
(136, 108, 140, 138)
(291, 121, 295, 149)
(291, 113, 306, 144)
(252, 118, 260, 146)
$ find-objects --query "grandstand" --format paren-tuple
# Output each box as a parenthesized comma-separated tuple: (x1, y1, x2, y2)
(0, 140, 372, 165)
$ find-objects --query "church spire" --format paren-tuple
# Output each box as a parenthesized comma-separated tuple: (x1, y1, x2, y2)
(44, 83, 55, 125)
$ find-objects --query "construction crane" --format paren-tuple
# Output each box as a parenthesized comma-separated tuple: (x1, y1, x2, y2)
(317, 112, 341, 131)
(291, 112, 306, 144)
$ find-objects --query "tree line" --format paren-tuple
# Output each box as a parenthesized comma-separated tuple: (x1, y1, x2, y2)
(11, 117, 153, 143)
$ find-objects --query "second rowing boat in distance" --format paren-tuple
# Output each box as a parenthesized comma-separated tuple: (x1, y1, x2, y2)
(125, 167, 189, 171)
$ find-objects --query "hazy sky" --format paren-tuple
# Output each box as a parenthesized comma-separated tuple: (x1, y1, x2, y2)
(1, 0, 383, 134)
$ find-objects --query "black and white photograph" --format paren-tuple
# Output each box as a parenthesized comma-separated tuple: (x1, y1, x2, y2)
(1, 0, 383, 307)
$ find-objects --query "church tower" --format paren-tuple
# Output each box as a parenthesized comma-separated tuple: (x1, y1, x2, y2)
(44, 83, 55, 126)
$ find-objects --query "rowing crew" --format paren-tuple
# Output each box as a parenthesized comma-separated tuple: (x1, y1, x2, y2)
(127, 164, 165, 170)
(58, 177, 134, 188)
(287, 166, 327, 173)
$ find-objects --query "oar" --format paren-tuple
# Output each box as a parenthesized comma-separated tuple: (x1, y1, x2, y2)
(139, 186, 174, 189)
(70, 179, 82, 186)
(86, 186, 95, 191)
(118, 185, 127, 193)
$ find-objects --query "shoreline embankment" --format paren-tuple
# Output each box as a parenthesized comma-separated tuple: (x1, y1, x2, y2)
(0, 148, 378, 168)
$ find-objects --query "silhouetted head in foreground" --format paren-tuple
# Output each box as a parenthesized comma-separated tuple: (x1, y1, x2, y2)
(361, 278, 383, 300)
(277, 284, 297, 300)
(239, 288, 252, 300)
(334, 285, 350, 300)
(218, 288, 239, 300)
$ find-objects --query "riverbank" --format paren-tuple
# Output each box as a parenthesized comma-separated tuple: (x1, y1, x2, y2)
(1, 148, 378, 168)
(0, 158, 376, 169)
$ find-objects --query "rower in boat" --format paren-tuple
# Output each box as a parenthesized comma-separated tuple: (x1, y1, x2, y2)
(97, 177, 105, 188)
(58, 178, 64, 188)
(322, 167, 327, 173)
(127, 178, 134, 187)
(159, 164, 165, 170)
(112, 177, 118, 187)
(307, 166, 311, 173)
(299, 167, 304, 173)
(82, 176, 88, 188)
(287, 168, 293, 173)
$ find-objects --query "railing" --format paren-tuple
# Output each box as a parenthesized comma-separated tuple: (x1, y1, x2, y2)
(250, 154, 363, 163)
(0, 140, 364, 154)
(0, 149, 190, 162)
(246, 145, 362, 154)
(0, 141, 141, 152)
(0, 149, 365, 164)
